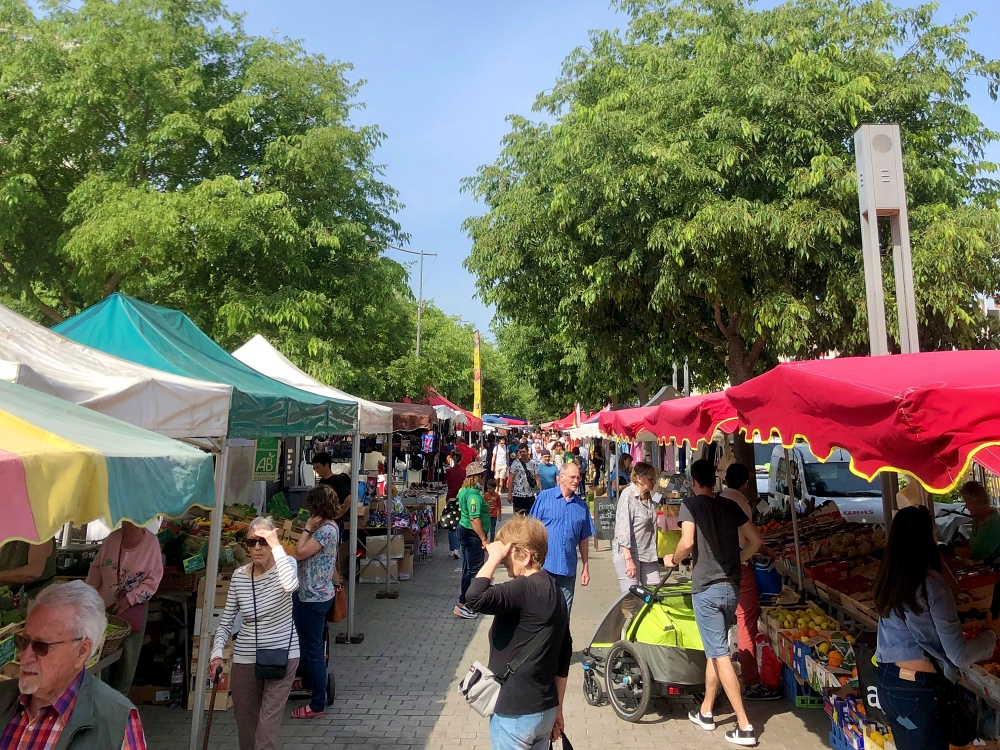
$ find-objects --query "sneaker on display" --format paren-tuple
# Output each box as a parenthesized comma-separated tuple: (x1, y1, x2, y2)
(725, 725, 757, 746)
(688, 710, 716, 731)
(745, 684, 783, 701)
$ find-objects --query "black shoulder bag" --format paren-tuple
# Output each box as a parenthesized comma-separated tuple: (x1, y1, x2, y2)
(929, 656, 977, 747)
(520, 459, 537, 490)
(251, 567, 294, 681)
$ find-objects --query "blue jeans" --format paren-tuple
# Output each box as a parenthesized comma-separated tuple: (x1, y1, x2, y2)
(691, 581, 739, 658)
(292, 594, 331, 712)
(489, 516, 498, 541)
(459, 526, 485, 605)
(489, 707, 558, 750)
(876, 664, 947, 750)
(551, 573, 576, 615)
(448, 528, 461, 552)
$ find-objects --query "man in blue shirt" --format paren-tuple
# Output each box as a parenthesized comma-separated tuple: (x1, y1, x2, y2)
(530, 462, 594, 614)
(537, 450, 560, 490)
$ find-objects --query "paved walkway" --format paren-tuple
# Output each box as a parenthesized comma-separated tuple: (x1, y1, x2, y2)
(141, 530, 833, 749)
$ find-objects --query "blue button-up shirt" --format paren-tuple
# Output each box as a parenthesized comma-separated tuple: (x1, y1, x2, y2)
(530, 487, 595, 577)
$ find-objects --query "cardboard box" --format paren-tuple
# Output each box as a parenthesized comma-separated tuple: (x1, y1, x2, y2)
(188, 692, 233, 711)
(196, 576, 232, 609)
(358, 558, 398, 583)
(193, 607, 241, 635)
(397, 552, 413, 581)
(128, 685, 172, 705)
(366, 535, 404, 559)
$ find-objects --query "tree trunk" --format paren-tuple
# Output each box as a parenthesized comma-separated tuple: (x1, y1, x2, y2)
(636, 381, 652, 405)
(727, 336, 763, 504)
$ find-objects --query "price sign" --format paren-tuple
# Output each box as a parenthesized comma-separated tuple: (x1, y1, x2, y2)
(183, 553, 205, 574)
(252, 439, 280, 482)
(0, 636, 15, 667)
(595, 497, 618, 540)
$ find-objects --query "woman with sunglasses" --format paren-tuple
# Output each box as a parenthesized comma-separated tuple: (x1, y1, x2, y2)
(289, 485, 341, 719)
(210, 517, 299, 750)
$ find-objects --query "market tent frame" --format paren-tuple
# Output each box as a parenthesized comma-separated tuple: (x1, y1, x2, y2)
(232, 334, 392, 435)
(726, 350, 1000, 493)
(0, 302, 231, 438)
(54, 294, 357, 438)
(0, 379, 215, 546)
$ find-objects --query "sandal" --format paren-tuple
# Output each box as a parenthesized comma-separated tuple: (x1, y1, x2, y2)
(292, 706, 325, 719)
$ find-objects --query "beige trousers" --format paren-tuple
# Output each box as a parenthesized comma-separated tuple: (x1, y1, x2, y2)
(231, 658, 300, 750)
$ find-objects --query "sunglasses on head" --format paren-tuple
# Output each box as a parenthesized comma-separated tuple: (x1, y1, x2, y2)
(15, 633, 84, 657)
(245, 537, 267, 548)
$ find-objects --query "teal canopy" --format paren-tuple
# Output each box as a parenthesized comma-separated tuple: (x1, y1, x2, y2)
(55, 294, 357, 438)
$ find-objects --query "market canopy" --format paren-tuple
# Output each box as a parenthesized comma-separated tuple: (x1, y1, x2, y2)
(543, 408, 599, 431)
(1, 379, 215, 545)
(726, 350, 1000, 493)
(375, 401, 438, 432)
(425, 386, 482, 431)
(598, 393, 737, 445)
(54, 294, 357, 438)
(0, 302, 231, 438)
(232, 335, 391, 435)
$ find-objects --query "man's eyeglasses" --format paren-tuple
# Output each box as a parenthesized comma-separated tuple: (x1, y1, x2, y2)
(245, 538, 267, 548)
(15, 634, 84, 658)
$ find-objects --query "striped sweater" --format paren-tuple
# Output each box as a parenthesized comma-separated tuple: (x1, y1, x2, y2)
(212, 546, 300, 664)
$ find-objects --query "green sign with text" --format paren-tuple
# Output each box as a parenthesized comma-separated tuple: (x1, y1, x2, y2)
(253, 438, 280, 482)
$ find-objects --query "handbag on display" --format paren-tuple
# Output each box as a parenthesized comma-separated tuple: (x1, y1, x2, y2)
(458, 625, 552, 718)
(251, 570, 294, 680)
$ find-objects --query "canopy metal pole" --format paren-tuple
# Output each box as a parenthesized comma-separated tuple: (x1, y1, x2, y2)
(59, 521, 72, 549)
(189, 439, 229, 750)
(377, 433, 397, 598)
(784, 447, 805, 595)
(346, 423, 362, 639)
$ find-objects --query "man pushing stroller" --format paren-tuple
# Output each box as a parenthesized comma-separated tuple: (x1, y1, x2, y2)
(664, 459, 764, 747)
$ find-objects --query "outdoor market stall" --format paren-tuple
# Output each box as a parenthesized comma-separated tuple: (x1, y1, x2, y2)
(426, 386, 483, 432)
(0, 379, 216, 686)
(723, 351, 1000, 744)
(54, 293, 358, 749)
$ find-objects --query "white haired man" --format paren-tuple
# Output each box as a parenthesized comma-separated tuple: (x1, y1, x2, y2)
(0, 580, 146, 749)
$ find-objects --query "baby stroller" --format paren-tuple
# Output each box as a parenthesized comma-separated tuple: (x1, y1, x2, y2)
(581, 571, 706, 722)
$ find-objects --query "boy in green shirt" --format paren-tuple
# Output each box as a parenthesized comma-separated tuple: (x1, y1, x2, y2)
(454, 462, 490, 619)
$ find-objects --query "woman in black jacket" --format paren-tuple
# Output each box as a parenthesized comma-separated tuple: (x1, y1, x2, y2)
(466, 515, 572, 750)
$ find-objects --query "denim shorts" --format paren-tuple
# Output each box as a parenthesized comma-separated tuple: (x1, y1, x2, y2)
(692, 581, 739, 658)
(490, 707, 558, 750)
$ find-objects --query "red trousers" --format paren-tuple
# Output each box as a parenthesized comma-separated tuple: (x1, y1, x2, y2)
(736, 561, 760, 686)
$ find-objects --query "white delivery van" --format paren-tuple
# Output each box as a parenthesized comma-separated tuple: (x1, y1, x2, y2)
(769, 444, 884, 524)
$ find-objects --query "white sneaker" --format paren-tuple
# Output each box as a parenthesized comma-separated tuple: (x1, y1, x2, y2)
(725, 725, 757, 746)
(453, 605, 476, 619)
(689, 710, 716, 731)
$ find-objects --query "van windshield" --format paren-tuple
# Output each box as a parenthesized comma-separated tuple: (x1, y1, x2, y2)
(803, 463, 881, 497)
(753, 443, 775, 468)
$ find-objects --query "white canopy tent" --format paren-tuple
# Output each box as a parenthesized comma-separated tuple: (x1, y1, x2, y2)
(0, 303, 231, 437)
(232, 334, 393, 434)
(433, 403, 468, 426)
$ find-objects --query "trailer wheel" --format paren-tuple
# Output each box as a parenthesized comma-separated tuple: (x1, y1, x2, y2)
(583, 666, 604, 706)
(605, 640, 651, 722)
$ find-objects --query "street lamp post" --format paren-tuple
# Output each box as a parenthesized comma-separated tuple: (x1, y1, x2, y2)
(369, 240, 438, 358)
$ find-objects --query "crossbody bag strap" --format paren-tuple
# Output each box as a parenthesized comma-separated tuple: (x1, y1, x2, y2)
(251, 568, 259, 654)
(498, 624, 553, 683)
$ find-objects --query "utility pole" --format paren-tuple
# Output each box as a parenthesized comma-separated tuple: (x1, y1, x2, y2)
(854, 123, 921, 525)
(369, 241, 438, 358)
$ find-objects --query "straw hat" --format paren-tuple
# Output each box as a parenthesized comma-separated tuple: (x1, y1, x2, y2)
(465, 461, 486, 477)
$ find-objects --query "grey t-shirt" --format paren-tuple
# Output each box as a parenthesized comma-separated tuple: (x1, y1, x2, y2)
(678, 494, 749, 593)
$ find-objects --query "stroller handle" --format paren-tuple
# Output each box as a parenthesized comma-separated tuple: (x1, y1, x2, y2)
(628, 566, 678, 604)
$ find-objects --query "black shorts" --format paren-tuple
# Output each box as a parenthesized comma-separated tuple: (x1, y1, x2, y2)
(512, 496, 536, 515)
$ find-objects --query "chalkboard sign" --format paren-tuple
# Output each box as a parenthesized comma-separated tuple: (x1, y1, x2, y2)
(595, 497, 618, 540)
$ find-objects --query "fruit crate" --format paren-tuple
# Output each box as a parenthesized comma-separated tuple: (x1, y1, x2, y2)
(782, 665, 823, 709)
(829, 721, 865, 750)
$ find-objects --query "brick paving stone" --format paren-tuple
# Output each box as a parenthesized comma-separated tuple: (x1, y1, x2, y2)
(140, 529, 833, 749)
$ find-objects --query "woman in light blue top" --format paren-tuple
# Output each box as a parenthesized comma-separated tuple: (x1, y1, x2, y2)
(874, 505, 1000, 750)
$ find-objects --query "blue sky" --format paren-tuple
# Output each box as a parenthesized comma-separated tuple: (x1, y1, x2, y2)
(226, 0, 999, 334)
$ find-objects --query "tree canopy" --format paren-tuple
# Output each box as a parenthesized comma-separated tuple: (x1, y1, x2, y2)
(464, 0, 1000, 412)
(0, 0, 522, 411)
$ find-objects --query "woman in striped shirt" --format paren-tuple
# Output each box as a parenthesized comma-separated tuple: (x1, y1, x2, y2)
(210, 517, 299, 750)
